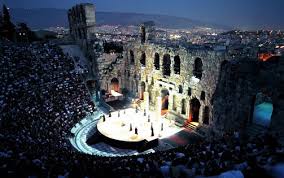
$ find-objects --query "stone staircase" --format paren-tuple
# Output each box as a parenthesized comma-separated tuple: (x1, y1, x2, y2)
(185, 122, 207, 138)
(186, 122, 198, 130)
(136, 99, 143, 108)
(246, 124, 267, 137)
(278, 136, 284, 146)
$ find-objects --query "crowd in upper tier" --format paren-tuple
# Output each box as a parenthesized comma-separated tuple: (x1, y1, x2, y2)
(0, 41, 283, 178)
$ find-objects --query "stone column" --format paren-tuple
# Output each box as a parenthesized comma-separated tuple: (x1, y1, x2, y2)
(168, 93, 173, 112)
(199, 105, 204, 123)
(144, 92, 150, 113)
(187, 100, 191, 119)
(138, 84, 142, 99)
(119, 77, 122, 93)
(156, 96, 162, 119)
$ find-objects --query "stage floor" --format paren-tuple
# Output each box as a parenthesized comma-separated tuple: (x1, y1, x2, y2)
(97, 108, 178, 143)
(70, 107, 201, 156)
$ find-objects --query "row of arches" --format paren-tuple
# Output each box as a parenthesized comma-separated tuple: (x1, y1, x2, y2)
(184, 98, 209, 124)
(160, 88, 209, 124)
(129, 50, 203, 79)
(140, 81, 209, 124)
(108, 78, 210, 124)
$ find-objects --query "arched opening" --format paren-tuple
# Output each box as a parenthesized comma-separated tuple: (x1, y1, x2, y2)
(219, 60, 228, 81)
(162, 54, 171, 76)
(189, 98, 201, 122)
(140, 52, 146, 67)
(193, 58, 203, 79)
(174, 55, 181, 74)
(101, 89, 106, 96)
(203, 106, 209, 125)
(181, 99, 186, 115)
(148, 86, 153, 104)
(221, 60, 228, 70)
(110, 78, 119, 92)
(161, 89, 169, 115)
(200, 91, 205, 101)
(188, 87, 192, 96)
(82, 29, 87, 39)
(103, 42, 123, 53)
(130, 50, 134, 64)
(178, 85, 183, 94)
(78, 29, 82, 39)
(252, 92, 273, 127)
(131, 80, 135, 93)
(140, 82, 146, 100)
(140, 25, 146, 44)
(154, 53, 160, 70)
(86, 80, 96, 89)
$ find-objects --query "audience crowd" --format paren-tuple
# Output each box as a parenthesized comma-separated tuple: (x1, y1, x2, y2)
(0, 41, 283, 178)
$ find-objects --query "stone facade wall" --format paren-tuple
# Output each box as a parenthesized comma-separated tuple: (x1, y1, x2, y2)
(135, 43, 226, 124)
(96, 41, 229, 126)
(94, 42, 284, 136)
(96, 52, 128, 94)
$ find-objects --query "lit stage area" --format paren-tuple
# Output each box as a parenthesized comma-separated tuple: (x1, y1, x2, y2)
(92, 108, 179, 150)
(69, 107, 192, 157)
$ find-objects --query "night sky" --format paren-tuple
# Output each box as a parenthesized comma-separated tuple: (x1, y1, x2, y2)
(0, 0, 283, 29)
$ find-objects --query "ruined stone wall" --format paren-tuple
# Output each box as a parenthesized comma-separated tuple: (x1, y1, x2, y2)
(96, 52, 128, 94)
(212, 57, 284, 135)
(68, 3, 96, 49)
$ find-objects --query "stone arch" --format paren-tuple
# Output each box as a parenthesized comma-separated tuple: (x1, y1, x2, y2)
(200, 91, 205, 101)
(221, 60, 228, 70)
(140, 81, 146, 100)
(188, 87, 192, 96)
(154, 53, 160, 70)
(178, 85, 183, 94)
(86, 80, 97, 95)
(86, 80, 96, 89)
(251, 92, 273, 127)
(101, 89, 106, 96)
(162, 54, 171, 76)
(110, 78, 119, 92)
(78, 29, 82, 39)
(140, 52, 146, 66)
(131, 80, 135, 93)
(189, 98, 201, 122)
(148, 85, 153, 104)
(203, 106, 210, 125)
(161, 88, 170, 114)
(174, 55, 181, 74)
(130, 50, 134, 64)
(82, 29, 87, 39)
(193, 58, 203, 79)
(181, 99, 186, 115)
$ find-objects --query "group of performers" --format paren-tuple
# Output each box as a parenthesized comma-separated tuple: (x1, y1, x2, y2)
(100, 107, 164, 137)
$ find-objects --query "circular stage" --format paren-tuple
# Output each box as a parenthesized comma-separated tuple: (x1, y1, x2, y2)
(96, 108, 174, 149)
